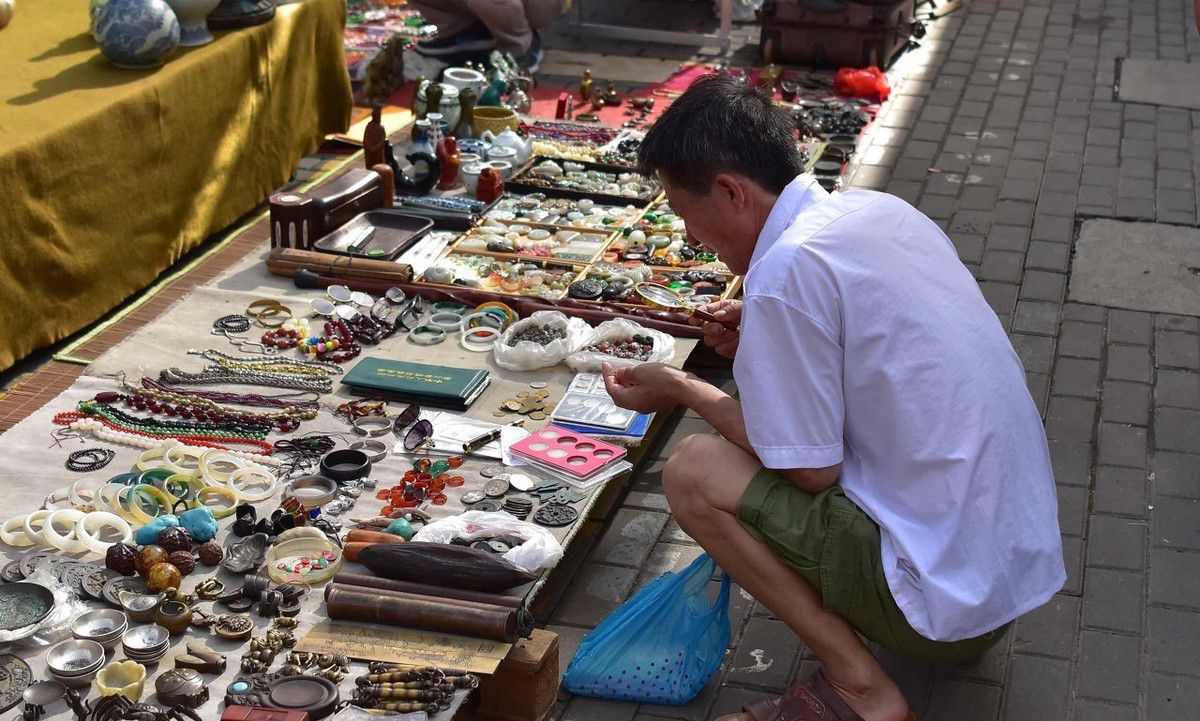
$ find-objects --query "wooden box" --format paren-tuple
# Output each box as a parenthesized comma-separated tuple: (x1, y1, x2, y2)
(476, 629, 560, 721)
(759, 0, 920, 69)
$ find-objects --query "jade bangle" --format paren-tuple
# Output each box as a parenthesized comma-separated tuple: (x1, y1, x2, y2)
(407, 325, 446, 346)
(196, 486, 238, 518)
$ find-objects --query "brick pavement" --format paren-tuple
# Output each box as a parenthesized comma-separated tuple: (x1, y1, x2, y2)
(541, 0, 1200, 719)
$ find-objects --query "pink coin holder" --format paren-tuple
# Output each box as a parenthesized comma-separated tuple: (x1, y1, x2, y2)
(510, 425, 627, 477)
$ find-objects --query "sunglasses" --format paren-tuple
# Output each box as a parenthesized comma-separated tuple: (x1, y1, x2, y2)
(394, 403, 434, 452)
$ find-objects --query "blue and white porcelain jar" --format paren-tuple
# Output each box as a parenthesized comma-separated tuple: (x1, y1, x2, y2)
(94, 0, 180, 69)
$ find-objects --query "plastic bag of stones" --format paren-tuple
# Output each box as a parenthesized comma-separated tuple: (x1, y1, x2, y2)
(565, 318, 675, 372)
(492, 310, 592, 371)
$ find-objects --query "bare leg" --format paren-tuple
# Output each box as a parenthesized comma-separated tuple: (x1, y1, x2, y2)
(663, 434, 909, 721)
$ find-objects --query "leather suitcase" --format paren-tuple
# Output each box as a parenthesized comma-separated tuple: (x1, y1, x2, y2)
(759, 0, 923, 69)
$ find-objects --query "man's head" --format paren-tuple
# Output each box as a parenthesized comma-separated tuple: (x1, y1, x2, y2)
(638, 71, 803, 274)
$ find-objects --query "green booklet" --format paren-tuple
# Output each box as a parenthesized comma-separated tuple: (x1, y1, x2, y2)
(340, 358, 490, 409)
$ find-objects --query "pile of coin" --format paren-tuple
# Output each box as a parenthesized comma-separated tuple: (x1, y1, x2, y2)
(493, 386, 552, 421)
(502, 497, 534, 520)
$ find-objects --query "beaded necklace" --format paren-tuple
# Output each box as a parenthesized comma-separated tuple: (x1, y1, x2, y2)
(140, 377, 320, 410)
(113, 385, 315, 433)
(53, 408, 275, 454)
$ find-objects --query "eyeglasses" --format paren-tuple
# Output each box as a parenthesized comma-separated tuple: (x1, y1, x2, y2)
(394, 403, 434, 452)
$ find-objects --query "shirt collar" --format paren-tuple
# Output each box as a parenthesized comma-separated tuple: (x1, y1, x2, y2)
(748, 174, 828, 273)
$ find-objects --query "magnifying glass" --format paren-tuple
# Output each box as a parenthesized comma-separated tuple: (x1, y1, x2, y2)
(634, 282, 739, 330)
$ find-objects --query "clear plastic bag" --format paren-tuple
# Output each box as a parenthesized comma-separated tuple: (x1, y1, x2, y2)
(565, 318, 675, 372)
(492, 311, 592, 371)
(563, 553, 731, 704)
(411, 511, 564, 572)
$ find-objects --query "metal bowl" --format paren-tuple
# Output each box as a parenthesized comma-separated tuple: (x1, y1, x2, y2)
(72, 609, 129, 648)
(121, 624, 169, 653)
(47, 639, 105, 678)
(0, 582, 56, 631)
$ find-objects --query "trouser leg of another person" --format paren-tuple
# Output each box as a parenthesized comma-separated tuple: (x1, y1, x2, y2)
(663, 433, 910, 721)
(463, 0, 536, 53)
(409, 0, 477, 37)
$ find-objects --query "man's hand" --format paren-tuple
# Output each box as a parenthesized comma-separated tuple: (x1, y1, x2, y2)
(601, 362, 691, 414)
(689, 299, 742, 359)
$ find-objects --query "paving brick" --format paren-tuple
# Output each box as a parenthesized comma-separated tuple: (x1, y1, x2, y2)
(1062, 303, 1106, 323)
(1026, 240, 1071, 272)
(1076, 630, 1142, 703)
(1107, 309, 1155, 345)
(924, 679, 1002, 721)
(1073, 700, 1138, 721)
(1087, 515, 1147, 570)
(562, 696, 639, 721)
(1052, 357, 1101, 398)
(659, 518, 694, 545)
(1101, 380, 1150, 425)
(1149, 606, 1200, 675)
(1097, 422, 1147, 468)
(707, 686, 767, 721)
(1082, 567, 1145, 633)
(1154, 369, 1200, 410)
(1153, 451, 1200, 499)
(551, 563, 637, 627)
(1011, 333, 1056, 372)
(1156, 314, 1200, 333)
(591, 509, 669, 567)
(1045, 396, 1097, 441)
(980, 250, 1025, 283)
(1105, 345, 1153, 384)
(987, 225, 1031, 252)
(652, 416, 715, 460)
(637, 674, 719, 721)
(634, 543, 705, 591)
(1062, 535, 1084, 596)
(1013, 594, 1079, 658)
(1001, 655, 1070, 721)
(1151, 497, 1200, 550)
(1154, 408, 1200, 454)
(1019, 269, 1066, 302)
(1058, 485, 1088, 536)
(1049, 440, 1093, 487)
(624, 490, 671, 512)
(724, 617, 800, 692)
(1156, 331, 1200, 370)
(1094, 465, 1148, 517)
(1150, 547, 1200, 608)
(1146, 674, 1200, 721)
(546, 624, 588, 675)
(979, 281, 1018, 321)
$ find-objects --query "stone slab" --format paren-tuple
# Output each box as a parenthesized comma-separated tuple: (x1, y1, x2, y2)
(1118, 59, 1200, 110)
(1069, 220, 1200, 316)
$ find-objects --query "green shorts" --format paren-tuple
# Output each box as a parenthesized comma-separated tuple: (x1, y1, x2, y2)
(737, 468, 1008, 665)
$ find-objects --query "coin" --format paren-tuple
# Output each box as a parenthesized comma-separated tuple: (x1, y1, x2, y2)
(461, 490, 486, 504)
(508, 474, 535, 491)
(530, 382, 548, 389)
(529, 412, 547, 421)
(480, 465, 505, 478)
(516, 391, 530, 398)
(484, 478, 511, 498)
(474, 500, 502, 513)
(504, 400, 524, 412)
(492, 410, 508, 417)
(1, 561, 23, 584)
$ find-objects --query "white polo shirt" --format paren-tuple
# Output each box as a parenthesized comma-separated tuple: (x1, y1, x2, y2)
(733, 175, 1066, 642)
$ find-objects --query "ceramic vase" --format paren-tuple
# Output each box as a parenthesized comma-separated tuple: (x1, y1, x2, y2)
(164, 0, 218, 46)
(94, 0, 180, 69)
(0, 0, 14, 30)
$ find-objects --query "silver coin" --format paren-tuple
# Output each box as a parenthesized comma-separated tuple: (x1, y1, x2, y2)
(461, 490, 486, 505)
(479, 465, 505, 479)
(483, 478, 511, 498)
(530, 382, 548, 389)
(508, 473, 535, 492)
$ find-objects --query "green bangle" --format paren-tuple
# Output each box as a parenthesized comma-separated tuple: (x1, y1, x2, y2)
(408, 325, 447, 346)
(433, 301, 469, 315)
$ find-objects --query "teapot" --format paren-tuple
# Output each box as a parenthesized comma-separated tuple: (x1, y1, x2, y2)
(480, 128, 532, 164)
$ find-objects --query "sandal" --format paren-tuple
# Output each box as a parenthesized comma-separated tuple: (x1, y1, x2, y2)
(718, 670, 917, 721)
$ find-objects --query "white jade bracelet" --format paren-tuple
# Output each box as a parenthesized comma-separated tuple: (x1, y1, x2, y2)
(228, 466, 278, 503)
(75, 512, 132, 555)
(44, 509, 87, 553)
(0, 515, 34, 547)
(23, 510, 53, 548)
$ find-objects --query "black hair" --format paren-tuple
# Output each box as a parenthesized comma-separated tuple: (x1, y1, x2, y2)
(637, 71, 803, 195)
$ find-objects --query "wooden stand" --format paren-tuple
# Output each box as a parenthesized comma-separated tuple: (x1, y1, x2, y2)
(476, 629, 561, 721)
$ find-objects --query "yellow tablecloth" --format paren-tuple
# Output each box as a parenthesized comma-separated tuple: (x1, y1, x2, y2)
(0, 0, 353, 371)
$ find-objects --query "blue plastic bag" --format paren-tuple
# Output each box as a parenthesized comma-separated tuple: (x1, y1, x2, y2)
(563, 552, 731, 705)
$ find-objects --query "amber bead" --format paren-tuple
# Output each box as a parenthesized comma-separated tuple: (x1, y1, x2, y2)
(135, 545, 168, 578)
(167, 551, 196, 576)
(158, 526, 193, 554)
(106, 542, 138, 576)
(147, 562, 182, 592)
(447, 456, 464, 468)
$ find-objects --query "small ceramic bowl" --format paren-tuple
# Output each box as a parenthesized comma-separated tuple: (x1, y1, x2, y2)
(472, 106, 519, 136)
(94, 660, 146, 701)
(485, 160, 514, 180)
(72, 609, 129, 649)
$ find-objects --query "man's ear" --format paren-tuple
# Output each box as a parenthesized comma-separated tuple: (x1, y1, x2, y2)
(712, 172, 747, 210)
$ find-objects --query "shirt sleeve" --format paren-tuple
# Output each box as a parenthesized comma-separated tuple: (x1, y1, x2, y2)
(734, 294, 845, 469)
